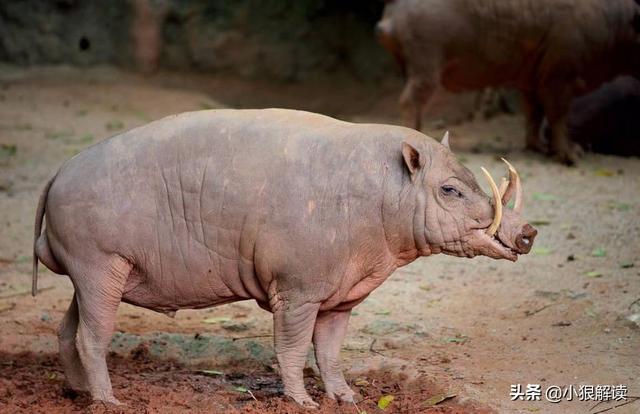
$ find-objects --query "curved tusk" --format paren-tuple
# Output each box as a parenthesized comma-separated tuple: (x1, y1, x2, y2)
(480, 167, 502, 236)
(499, 177, 508, 199)
(501, 158, 523, 213)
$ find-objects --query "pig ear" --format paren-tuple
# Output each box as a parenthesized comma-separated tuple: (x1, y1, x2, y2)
(401, 141, 423, 178)
(441, 131, 450, 149)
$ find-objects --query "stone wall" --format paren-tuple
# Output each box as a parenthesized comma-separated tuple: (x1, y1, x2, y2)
(0, 0, 394, 81)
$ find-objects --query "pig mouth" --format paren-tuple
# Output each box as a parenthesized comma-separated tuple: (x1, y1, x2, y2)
(474, 158, 525, 262)
(473, 229, 518, 262)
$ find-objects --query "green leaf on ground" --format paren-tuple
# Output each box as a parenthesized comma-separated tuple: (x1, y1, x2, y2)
(584, 271, 602, 278)
(378, 395, 395, 409)
(585, 308, 598, 318)
(0, 144, 17, 160)
(374, 310, 391, 316)
(591, 248, 606, 257)
(202, 316, 231, 324)
(532, 246, 552, 256)
(532, 193, 557, 201)
(419, 284, 430, 292)
(531, 219, 551, 226)
(79, 134, 94, 144)
(233, 386, 248, 393)
(594, 168, 615, 177)
(105, 120, 124, 131)
(45, 130, 73, 140)
(423, 392, 456, 407)
(15, 255, 30, 263)
(445, 335, 468, 344)
(354, 378, 370, 387)
(608, 202, 631, 211)
(198, 370, 223, 376)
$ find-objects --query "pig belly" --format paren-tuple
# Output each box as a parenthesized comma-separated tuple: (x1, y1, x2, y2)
(121, 263, 246, 312)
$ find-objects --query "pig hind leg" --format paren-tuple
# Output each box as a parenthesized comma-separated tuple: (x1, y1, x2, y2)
(539, 85, 579, 165)
(313, 309, 357, 403)
(69, 255, 132, 404)
(522, 92, 547, 153)
(58, 293, 89, 393)
(400, 76, 436, 131)
(273, 301, 321, 407)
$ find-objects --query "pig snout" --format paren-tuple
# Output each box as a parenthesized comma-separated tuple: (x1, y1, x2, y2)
(514, 224, 537, 254)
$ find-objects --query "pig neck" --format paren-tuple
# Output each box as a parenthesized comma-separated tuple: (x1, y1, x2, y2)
(381, 164, 433, 268)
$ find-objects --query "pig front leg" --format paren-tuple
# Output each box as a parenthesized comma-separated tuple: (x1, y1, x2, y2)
(313, 309, 358, 403)
(273, 301, 321, 407)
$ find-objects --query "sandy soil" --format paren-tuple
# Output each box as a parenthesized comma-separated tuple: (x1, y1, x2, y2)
(0, 66, 638, 413)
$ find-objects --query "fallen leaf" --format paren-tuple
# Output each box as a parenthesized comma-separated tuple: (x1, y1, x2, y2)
(584, 271, 602, 278)
(47, 372, 56, 380)
(198, 370, 223, 376)
(532, 193, 557, 201)
(0, 303, 16, 313)
(531, 219, 551, 226)
(445, 336, 468, 344)
(423, 392, 456, 407)
(620, 262, 634, 269)
(234, 386, 248, 393)
(378, 395, 395, 409)
(591, 248, 606, 257)
(594, 168, 615, 177)
(354, 378, 370, 387)
(105, 120, 124, 131)
(202, 316, 231, 324)
(585, 308, 598, 318)
(607, 202, 631, 211)
(532, 246, 552, 256)
(374, 310, 391, 316)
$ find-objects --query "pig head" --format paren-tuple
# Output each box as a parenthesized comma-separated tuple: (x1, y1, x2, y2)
(389, 133, 537, 265)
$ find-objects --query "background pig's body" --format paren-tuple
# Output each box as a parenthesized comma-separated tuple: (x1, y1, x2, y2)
(567, 76, 640, 156)
(378, 0, 640, 164)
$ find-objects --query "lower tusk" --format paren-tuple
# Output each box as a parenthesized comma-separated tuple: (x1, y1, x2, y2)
(480, 167, 503, 236)
(501, 158, 523, 212)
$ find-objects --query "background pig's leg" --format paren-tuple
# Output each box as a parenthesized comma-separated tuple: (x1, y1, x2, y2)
(540, 87, 576, 165)
(72, 256, 131, 404)
(58, 293, 88, 392)
(313, 309, 357, 403)
(522, 92, 547, 153)
(273, 301, 321, 407)
(400, 76, 436, 131)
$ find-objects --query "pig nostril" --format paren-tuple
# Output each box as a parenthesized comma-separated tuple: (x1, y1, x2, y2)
(522, 237, 530, 245)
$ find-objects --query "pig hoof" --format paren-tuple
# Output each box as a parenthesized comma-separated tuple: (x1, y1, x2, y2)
(555, 151, 577, 166)
(328, 387, 360, 404)
(287, 393, 319, 408)
(96, 396, 125, 406)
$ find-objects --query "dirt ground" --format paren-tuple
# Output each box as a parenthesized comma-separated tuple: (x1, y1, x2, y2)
(0, 66, 638, 414)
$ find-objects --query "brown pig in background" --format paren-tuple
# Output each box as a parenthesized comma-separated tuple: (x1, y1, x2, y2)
(377, 0, 640, 165)
(32, 109, 536, 407)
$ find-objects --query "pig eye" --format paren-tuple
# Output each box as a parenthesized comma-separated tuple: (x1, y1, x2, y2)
(441, 185, 463, 198)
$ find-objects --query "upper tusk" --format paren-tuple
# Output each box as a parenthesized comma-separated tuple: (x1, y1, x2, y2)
(480, 167, 503, 236)
(501, 158, 523, 212)
(499, 177, 508, 199)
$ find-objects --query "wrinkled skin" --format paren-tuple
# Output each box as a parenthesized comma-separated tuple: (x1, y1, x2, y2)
(33, 109, 536, 407)
(377, 0, 640, 165)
